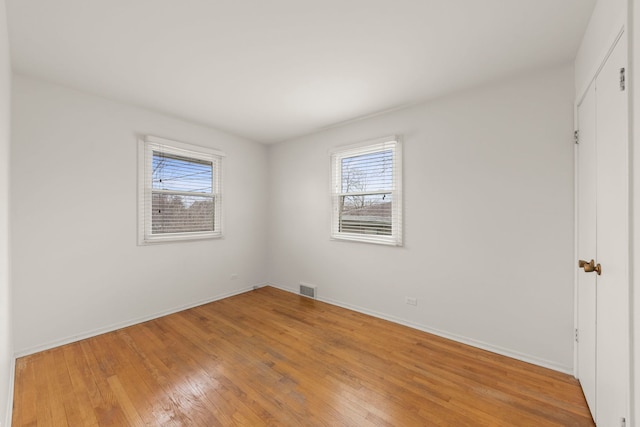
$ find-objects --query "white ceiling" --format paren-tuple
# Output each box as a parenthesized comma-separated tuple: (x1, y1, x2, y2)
(7, 1, 595, 144)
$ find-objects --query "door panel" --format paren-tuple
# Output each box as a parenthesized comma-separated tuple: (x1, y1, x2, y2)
(595, 34, 629, 426)
(577, 82, 597, 419)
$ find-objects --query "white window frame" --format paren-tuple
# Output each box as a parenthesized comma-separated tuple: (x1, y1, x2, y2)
(330, 135, 403, 246)
(138, 135, 225, 244)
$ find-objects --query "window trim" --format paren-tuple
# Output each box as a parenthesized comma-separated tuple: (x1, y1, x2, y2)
(138, 135, 225, 245)
(330, 135, 403, 246)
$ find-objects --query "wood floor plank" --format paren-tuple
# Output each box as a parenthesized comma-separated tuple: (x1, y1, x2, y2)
(12, 286, 594, 426)
(79, 339, 136, 426)
(13, 357, 37, 426)
(61, 345, 101, 427)
(106, 375, 145, 426)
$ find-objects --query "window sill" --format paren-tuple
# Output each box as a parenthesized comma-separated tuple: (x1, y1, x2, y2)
(139, 232, 223, 245)
(330, 233, 402, 247)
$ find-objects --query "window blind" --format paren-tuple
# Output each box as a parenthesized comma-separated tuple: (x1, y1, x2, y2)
(330, 136, 402, 246)
(139, 136, 224, 244)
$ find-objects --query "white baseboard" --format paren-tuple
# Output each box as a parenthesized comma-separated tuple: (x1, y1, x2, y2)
(267, 282, 572, 375)
(14, 280, 573, 374)
(4, 355, 15, 427)
(14, 284, 267, 358)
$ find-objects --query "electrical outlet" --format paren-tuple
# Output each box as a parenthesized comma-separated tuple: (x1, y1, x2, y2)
(406, 297, 417, 306)
(230, 274, 238, 280)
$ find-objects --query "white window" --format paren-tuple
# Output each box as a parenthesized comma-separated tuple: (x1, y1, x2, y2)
(138, 135, 224, 244)
(330, 136, 402, 246)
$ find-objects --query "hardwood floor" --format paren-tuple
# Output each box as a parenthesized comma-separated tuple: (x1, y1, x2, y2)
(12, 286, 593, 426)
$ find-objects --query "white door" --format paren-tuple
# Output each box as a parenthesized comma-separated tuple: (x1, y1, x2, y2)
(576, 81, 597, 419)
(594, 34, 629, 426)
(576, 34, 629, 426)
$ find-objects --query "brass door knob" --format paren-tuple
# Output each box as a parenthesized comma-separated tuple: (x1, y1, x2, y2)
(578, 259, 602, 275)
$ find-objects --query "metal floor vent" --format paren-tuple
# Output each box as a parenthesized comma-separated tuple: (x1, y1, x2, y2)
(299, 283, 317, 299)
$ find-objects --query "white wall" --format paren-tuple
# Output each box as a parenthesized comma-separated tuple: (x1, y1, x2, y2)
(11, 75, 269, 354)
(267, 65, 576, 372)
(0, 0, 11, 424)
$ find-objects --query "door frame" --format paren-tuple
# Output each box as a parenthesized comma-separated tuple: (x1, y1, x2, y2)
(573, 22, 632, 423)
(574, 24, 626, 377)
